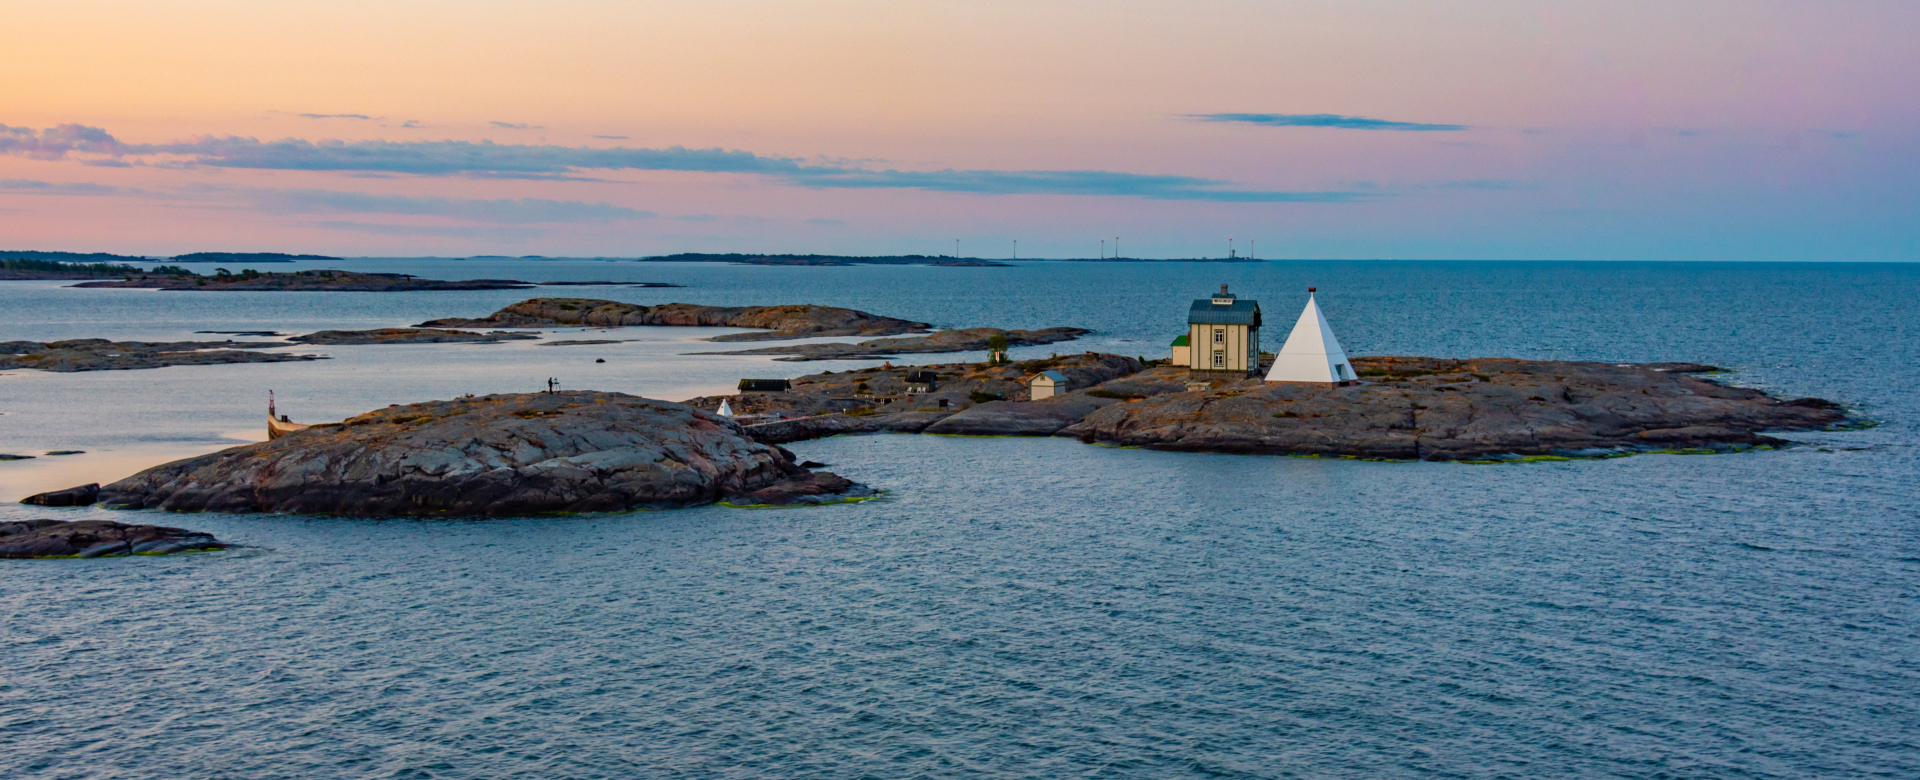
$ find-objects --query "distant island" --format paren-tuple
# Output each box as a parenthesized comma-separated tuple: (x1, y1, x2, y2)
(636, 253, 1260, 265)
(4, 260, 532, 290)
(1, 258, 148, 280)
(1, 250, 340, 263)
(0, 250, 153, 263)
(419, 298, 935, 341)
(72, 268, 533, 291)
(639, 253, 1010, 267)
(167, 252, 340, 263)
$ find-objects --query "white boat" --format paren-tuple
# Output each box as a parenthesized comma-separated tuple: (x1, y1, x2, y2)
(268, 391, 311, 440)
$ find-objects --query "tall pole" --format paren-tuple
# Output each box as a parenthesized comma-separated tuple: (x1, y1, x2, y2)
(955, 239, 960, 259)
(1251, 239, 1255, 260)
(1115, 237, 1121, 259)
(1013, 239, 1017, 260)
(1100, 239, 1105, 259)
(1229, 238, 1234, 259)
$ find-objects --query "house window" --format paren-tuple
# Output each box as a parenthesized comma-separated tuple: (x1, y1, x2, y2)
(1213, 329, 1224, 344)
(1336, 363, 1349, 380)
(1213, 351, 1225, 368)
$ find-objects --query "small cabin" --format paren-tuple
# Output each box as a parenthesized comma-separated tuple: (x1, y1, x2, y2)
(1029, 370, 1068, 400)
(905, 370, 937, 394)
(1169, 334, 1191, 365)
(738, 379, 790, 394)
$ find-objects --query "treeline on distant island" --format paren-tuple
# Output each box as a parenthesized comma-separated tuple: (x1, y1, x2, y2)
(169, 252, 339, 262)
(1, 258, 149, 276)
(0, 250, 338, 263)
(0, 250, 152, 263)
(1, 259, 309, 279)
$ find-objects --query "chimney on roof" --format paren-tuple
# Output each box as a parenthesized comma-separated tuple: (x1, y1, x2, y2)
(1220, 284, 1229, 295)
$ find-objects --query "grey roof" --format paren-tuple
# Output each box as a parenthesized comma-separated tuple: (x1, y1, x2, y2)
(738, 378, 790, 391)
(905, 371, 937, 383)
(1189, 297, 1261, 326)
(1034, 370, 1068, 383)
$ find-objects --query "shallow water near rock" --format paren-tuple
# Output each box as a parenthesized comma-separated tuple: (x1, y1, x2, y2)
(2, 259, 1917, 777)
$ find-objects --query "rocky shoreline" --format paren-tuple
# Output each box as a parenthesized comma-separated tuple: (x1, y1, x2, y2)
(97, 391, 875, 516)
(286, 328, 541, 345)
(695, 326, 1091, 360)
(1, 338, 323, 372)
(13, 354, 1857, 521)
(420, 298, 934, 341)
(0, 519, 228, 558)
(691, 354, 1853, 461)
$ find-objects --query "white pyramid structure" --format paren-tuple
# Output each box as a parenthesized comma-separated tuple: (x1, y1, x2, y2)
(717, 399, 735, 417)
(1264, 289, 1357, 384)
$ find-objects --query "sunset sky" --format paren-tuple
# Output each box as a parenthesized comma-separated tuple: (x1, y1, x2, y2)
(3, 0, 1915, 260)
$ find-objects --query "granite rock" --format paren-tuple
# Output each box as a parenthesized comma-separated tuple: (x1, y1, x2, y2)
(1060, 356, 1852, 460)
(0, 519, 227, 558)
(698, 327, 1091, 360)
(21, 483, 99, 507)
(99, 391, 868, 516)
(288, 328, 540, 345)
(419, 298, 931, 341)
(0, 339, 322, 372)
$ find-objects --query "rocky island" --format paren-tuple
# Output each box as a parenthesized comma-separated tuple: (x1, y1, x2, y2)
(72, 268, 534, 291)
(0, 519, 228, 558)
(98, 391, 874, 516)
(1, 338, 322, 372)
(692, 354, 1853, 460)
(420, 298, 935, 341)
(417, 298, 1095, 356)
(695, 326, 1091, 360)
(286, 328, 541, 345)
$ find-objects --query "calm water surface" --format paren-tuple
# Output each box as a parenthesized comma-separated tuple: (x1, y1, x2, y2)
(2, 260, 1916, 778)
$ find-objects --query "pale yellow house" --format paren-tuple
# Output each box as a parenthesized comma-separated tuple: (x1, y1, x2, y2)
(1169, 334, 1191, 365)
(1186, 284, 1262, 374)
(1029, 370, 1067, 400)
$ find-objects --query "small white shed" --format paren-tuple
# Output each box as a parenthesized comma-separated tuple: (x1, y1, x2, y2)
(1029, 370, 1068, 400)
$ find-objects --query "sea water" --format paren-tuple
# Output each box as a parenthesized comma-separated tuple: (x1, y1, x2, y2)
(1, 260, 1915, 778)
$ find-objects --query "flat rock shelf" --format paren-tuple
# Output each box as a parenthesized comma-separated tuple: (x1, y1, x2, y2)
(693, 326, 1090, 361)
(419, 298, 933, 342)
(286, 328, 540, 345)
(0, 519, 228, 558)
(696, 355, 1854, 461)
(0, 339, 322, 372)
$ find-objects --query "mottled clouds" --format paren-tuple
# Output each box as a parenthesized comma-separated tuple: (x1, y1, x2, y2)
(788, 169, 1362, 202)
(1191, 113, 1466, 131)
(0, 178, 143, 197)
(0, 177, 651, 224)
(0, 124, 122, 160)
(226, 187, 652, 223)
(0, 123, 1359, 203)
